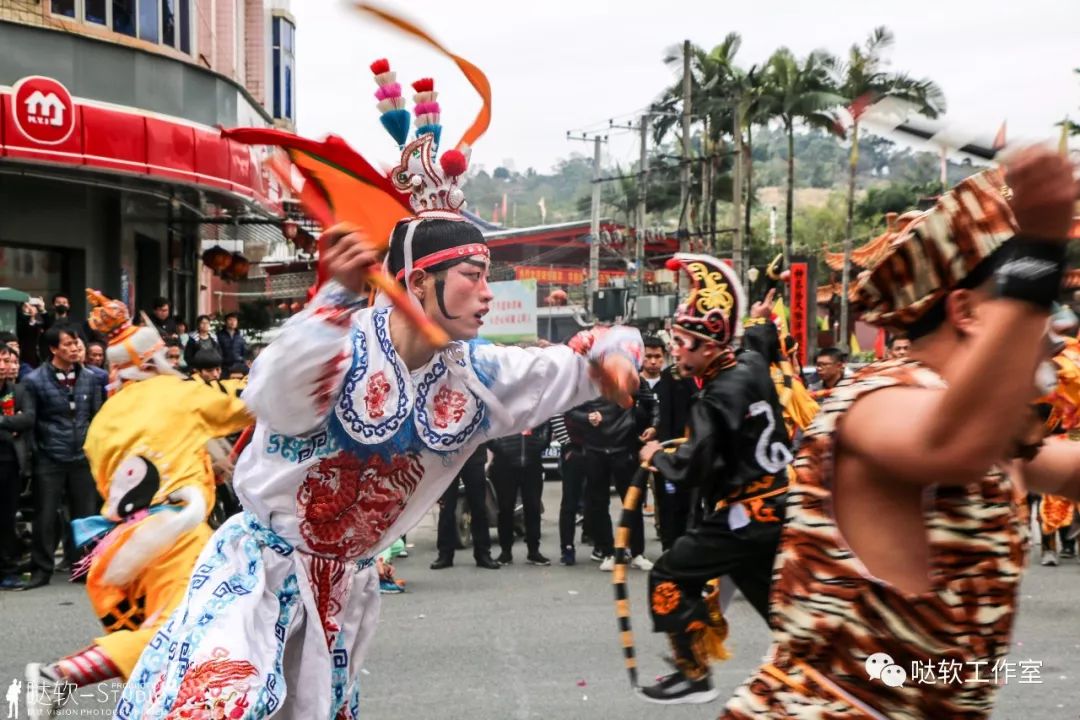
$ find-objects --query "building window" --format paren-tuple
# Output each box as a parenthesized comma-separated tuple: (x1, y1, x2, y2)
(179, 0, 190, 53)
(112, 0, 136, 37)
(85, 0, 107, 24)
(48, 0, 192, 55)
(162, 0, 175, 47)
(271, 16, 296, 123)
(51, 0, 77, 18)
(138, 0, 159, 43)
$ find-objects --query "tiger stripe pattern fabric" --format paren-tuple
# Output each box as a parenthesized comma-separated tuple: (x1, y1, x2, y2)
(723, 359, 1030, 719)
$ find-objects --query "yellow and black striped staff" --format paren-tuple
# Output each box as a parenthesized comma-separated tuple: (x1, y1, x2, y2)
(612, 439, 685, 689)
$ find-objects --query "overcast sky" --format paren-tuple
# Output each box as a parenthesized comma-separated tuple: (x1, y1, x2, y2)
(293, 1, 1079, 175)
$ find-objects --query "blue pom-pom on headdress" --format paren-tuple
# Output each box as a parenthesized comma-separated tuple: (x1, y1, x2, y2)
(380, 110, 412, 148)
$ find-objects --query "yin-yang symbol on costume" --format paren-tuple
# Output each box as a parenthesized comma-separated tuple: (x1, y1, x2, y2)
(109, 456, 162, 518)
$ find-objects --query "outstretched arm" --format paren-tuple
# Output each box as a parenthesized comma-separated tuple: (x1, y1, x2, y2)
(474, 326, 643, 438)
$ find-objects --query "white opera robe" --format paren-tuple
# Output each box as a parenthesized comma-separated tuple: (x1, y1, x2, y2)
(117, 281, 611, 719)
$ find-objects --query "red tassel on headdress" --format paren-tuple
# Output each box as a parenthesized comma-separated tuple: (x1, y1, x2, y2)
(439, 149, 467, 178)
(370, 58, 390, 74)
(412, 78, 434, 92)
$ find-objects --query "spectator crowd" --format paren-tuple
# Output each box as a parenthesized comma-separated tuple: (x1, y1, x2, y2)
(0, 294, 258, 590)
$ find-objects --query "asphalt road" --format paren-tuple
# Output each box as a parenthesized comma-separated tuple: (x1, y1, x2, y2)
(1, 482, 1077, 719)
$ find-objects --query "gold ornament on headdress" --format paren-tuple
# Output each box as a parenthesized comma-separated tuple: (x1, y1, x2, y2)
(686, 262, 734, 316)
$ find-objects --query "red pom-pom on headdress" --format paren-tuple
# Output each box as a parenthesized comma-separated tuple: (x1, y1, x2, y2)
(412, 78, 434, 92)
(370, 58, 390, 74)
(665, 258, 681, 271)
(439, 149, 468, 178)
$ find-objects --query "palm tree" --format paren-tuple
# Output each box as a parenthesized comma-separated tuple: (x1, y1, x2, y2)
(761, 48, 845, 269)
(651, 40, 741, 246)
(832, 27, 945, 350)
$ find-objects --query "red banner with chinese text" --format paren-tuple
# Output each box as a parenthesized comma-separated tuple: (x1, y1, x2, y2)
(789, 263, 809, 368)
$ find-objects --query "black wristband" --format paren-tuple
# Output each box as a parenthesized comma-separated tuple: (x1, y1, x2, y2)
(994, 238, 1066, 311)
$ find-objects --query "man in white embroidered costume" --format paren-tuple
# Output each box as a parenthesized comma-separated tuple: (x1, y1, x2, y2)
(116, 64, 643, 720)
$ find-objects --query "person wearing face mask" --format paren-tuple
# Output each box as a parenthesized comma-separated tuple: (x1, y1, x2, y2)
(112, 52, 644, 720)
(722, 148, 1080, 720)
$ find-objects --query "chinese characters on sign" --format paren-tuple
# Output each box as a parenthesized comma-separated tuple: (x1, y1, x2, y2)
(788, 262, 808, 368)
(478, 279, 538, 344)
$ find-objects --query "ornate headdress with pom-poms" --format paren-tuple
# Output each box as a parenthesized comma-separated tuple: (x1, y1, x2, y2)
(372, 59, 474, 221)
(221, 3, 493, 332)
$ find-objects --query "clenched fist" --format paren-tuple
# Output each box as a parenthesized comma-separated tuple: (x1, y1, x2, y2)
(1002, 146, 1080, 242)
(319, 223, 382, 294)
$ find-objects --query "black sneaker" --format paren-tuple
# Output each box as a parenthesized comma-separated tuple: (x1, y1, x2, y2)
(590, 549, 605, 563)
(638, 671, 719, 705)
(560, 547, 576, 566)
(526, 552, 550, 566)
(497, 551, 513, 565)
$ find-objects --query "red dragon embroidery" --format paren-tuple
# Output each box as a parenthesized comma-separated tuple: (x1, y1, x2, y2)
(165, 650, 258, 720)
(364, 371, 392, 419)
(304, 554, 352, 650)
(297, 452, 423, 560)
(432, 386, 467, 429)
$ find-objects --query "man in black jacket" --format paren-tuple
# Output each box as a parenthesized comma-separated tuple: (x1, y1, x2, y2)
(0, 345, 33, 590)
(217, 313, 247, 369)
(430, 445, 499, 570)
(638, 254, 792, 704)
(642, 336, 698, 550)
(489, 423, 552, 565)
(567, 379, 659, 572)
(20, 326, 106, 589)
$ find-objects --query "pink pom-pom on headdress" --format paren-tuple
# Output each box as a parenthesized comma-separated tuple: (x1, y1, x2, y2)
(414, 101, 440, 116)
(375, 83, 402, 102)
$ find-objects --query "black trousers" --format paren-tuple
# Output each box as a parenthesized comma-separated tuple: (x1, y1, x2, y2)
(491, 460, 543, 554)
(558, 445, 587, 550)
(584, 449, 640, 557)
(0, 458, 21, 571)
(435, 459, 492, 560)
(654, 475, 692, 551)
(31, 456, 99, 575)
(648, 512, 781, 634)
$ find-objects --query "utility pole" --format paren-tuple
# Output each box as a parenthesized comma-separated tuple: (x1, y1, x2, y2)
(679, 39, 692, 253)
(567, 131, 608, 318)
(636, 113, 649, 297)
(589, 134, 602, 316)
(732, 99, 744, 286)
(700, 115, 710, 252)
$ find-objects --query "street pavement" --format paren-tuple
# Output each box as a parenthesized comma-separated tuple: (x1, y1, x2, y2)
(1, 482, 1078, 719)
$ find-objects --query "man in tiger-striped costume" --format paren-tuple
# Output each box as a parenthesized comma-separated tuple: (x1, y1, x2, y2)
(723, 147, 1080, 719)
(637, 254, 793, 705)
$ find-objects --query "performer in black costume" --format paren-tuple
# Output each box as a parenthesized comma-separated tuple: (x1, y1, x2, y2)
(638, 254, 793, 705)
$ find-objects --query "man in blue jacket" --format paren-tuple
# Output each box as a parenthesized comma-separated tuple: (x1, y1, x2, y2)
(20, 326, 106, 589)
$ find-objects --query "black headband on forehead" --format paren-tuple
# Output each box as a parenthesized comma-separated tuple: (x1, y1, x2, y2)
(387, 218, 488, 280)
